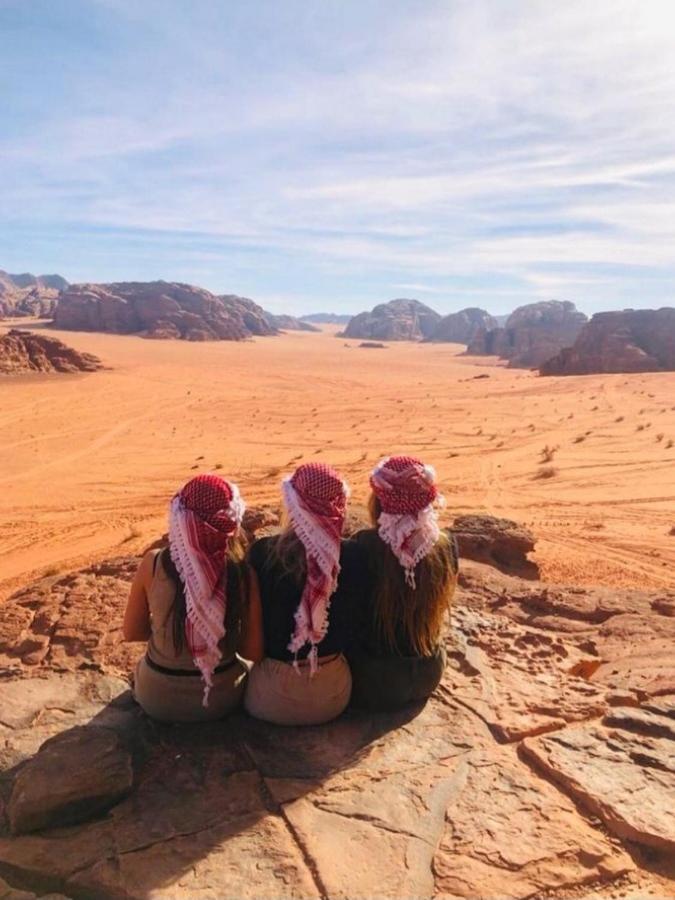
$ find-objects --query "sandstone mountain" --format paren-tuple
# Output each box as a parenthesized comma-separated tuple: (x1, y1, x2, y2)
(0, 329, 102, 375)
(53, 282, 276, 340)
(342, 298, 441, 341)
(467, 300, 588, 368)
(428, 307, 498, 343)
(0, 270, 67, 318)
(264, 312, 320, 332)
(541, 307, 675, 375)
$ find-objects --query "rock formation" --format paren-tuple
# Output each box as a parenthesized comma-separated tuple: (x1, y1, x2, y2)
(342, 298, 441, 341)
(428, 307, 498, 343)
(541, 307, 675, 375)
(467, 300, 588, 368)
(264, 312, 320, 332)
(0, 270, 66, 319)
(451, 514, 538, 576)
(0, 511, 672, 898)
(0, 330, 102, 375)
(53, 282, 276, 341)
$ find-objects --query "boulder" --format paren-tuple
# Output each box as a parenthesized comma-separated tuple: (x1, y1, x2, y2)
(342, 298, 441, 341)
(541, 307, 675, 375)
(52, 282, 276, 341)
(451, 514, 538, 575)
(467, 300, 588, 368)
(0, 330, 102, 375)
(427, 307, 498, 343)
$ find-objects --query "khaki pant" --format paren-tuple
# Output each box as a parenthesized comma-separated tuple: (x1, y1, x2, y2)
(244, 654, 352, 726)
(134, 656, 249, 723)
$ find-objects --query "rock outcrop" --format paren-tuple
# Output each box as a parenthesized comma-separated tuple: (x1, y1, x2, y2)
(0, 330, 102, 375)
(451, 514, 538, 576)
(467, 300, 588, 368)
(342, 298, 441, 341)
(53, 282, 276, 341)
(0, 511, 673, 899)
(541, 307, 675, 375)
(428, 307, 498, 343)
(300, 312, 352, 324)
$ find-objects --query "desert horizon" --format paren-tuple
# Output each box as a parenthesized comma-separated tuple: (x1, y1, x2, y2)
(2, 317, 673, 601)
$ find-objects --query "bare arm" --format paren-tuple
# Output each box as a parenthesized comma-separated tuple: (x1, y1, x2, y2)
(122, 550, 155, 641)
(238, 565, 265, 663)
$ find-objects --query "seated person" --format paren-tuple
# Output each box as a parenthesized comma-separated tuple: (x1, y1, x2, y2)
(348, 455, 457, 711)
(244, 462, 363, 726)
(123, 473, 262, 722)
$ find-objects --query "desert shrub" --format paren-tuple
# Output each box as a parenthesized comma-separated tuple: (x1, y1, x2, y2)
(534, 466, 558, 480)
(540, 444, 557, 463)
(573, 434, 586, 444)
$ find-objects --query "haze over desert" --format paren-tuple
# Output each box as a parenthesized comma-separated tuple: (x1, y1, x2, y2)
(1, 318, 673, 601)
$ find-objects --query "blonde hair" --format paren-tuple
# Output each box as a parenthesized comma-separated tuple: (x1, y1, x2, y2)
(367, 493, 455, 655)
(265, 508, 307, 584)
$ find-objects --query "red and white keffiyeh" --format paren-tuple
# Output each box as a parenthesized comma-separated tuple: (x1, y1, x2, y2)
(168, 474, 245, 705)
(282, 462, 348, 672)
(370, 455, 442, 588)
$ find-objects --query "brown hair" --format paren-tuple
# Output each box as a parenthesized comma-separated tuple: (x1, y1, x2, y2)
(160, 533, 248, 654)
(265, 508, 307, 585)
(367, 493, 455, 655)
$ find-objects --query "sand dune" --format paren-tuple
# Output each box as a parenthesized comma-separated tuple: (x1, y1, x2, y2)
(1, 320, 674, 599)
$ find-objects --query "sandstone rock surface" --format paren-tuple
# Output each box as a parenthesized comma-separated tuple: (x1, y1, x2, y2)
(342, 298, 441, 341)
(0, 516, 673, 899)
(53, 282, 276, 341)
(541, 307, 675, 375)
(451, 514, 538, 575)
(428, 307, 498, 343)
(467, 300, 588, 368)
(0, 330, 102, 375)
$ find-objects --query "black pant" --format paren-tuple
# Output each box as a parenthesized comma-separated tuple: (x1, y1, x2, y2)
(348, 646, 446, 711)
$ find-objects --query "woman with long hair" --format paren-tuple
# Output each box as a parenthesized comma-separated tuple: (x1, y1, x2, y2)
(123, 473, 263, 722)
(348, 455, 457, 710)
(244, 462, 363, 726)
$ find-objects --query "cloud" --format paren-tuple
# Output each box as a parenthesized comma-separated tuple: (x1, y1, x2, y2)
(2, 0, 675, 313)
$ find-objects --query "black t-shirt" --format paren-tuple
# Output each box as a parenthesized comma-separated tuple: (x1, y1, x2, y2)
(349, 528, 458, 657)
(248, 536, 368, 661)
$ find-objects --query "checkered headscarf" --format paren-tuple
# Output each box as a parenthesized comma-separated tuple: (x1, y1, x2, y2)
(282, 462, 348, 671)
(370, 455, 441, 587)
(168, 474, 245, 704)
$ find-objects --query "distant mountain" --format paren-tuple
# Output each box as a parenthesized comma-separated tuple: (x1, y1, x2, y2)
(467, 300, 588, 368)
(342, 298, 441, 341)
(54, 282, 277, 340)
(263, 311, 320, 332)
(541, 308, 675, 375)
(0, 269, 68, 318)
(300, 312, 352, 324)
(427, 308, 498, 343)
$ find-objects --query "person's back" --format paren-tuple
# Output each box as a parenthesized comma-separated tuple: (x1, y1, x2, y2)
(347, 456, 457, 711)
(244, 462, 362, 726)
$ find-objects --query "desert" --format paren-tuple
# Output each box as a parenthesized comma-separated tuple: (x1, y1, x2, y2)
(1, 315, 674, 899)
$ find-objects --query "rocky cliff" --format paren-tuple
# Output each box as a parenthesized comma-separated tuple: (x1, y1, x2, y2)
(53, 282, 276, 340)
(0, 329, 102, 374)
(428, 307, 498, 343)
(264, 312, 320, 332)
(342, 298, 441, 341)
(541, 307, 675, 375)
(467, 300, 588, 368)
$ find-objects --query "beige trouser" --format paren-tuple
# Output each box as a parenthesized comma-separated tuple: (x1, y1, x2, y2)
(134, 656, 249, 723)
(244, 654, 352, 726)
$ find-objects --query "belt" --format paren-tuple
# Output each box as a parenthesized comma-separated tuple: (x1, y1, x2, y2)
(144, 654, 239, 677)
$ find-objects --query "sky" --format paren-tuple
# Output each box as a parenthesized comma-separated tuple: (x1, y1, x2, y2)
(2, 0, 675, 316)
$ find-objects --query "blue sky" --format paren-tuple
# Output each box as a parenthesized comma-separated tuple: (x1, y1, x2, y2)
(2, 0, 675, 315)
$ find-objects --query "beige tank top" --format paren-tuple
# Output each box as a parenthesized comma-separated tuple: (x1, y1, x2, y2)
(146, 550, 241, 670)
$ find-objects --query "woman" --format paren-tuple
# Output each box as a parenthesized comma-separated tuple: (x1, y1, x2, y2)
(348, 455, 457, 711)
(244, 462, 362, 726)
(123, 473, 263, 722)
